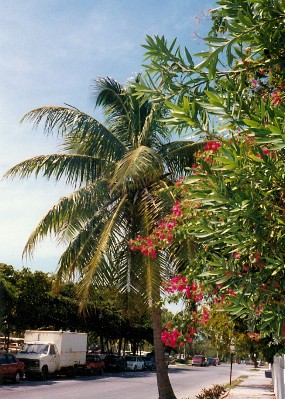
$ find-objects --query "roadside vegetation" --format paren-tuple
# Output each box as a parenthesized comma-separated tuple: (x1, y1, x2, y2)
(130, 0, 285, 366)
(3, 1, 285, 398)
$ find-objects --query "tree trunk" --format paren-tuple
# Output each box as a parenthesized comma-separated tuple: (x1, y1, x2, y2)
(100, 334, 104, 353)
(152, 305, 177, 399)
(118, 337, 122, 355)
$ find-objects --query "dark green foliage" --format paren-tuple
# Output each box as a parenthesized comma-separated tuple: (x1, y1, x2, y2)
(0, 263, 153, 348)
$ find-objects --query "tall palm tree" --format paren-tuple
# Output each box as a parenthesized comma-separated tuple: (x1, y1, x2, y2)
(5, 76, 198, 399)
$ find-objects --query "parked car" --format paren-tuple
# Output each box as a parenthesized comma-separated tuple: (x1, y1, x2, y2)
(143, 354, 156, 370)
(143, 352, 170, 370)
(125, 355, 145, 371)
(207, 357, 218, 366)
(0, 352, 25, 383)
(83, 354, 104, 375)
(104, 355, 126, 372)
(191, 355, 208, 367)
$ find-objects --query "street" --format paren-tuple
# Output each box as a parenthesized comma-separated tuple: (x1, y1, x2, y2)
(0, 363, 250, 399)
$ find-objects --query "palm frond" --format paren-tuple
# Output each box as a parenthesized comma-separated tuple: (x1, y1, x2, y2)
(75, 194, 129, 306)
(4, 154, 105, 187)
(136, 180, 175, 227)
(21, 106, 127, 161)
(138, 102, 160, 146)
(111, 146, 164, 193)
(92, 77, 124, 108)
(55, 212, 114, 282)
(92, 76, 163, 152)
(162, 140, 205, 177)
(22, 180, 110, 258)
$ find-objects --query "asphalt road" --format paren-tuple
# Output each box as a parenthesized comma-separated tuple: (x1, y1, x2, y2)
(0, 363, 250, 399)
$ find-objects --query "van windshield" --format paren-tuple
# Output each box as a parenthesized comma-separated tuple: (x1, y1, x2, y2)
(20, 343, 49, 354)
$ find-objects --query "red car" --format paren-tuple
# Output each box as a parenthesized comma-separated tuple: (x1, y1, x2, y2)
(191, 355, 208, 367)
(84, 354, 104, 375)
(0, 352, 25, 383)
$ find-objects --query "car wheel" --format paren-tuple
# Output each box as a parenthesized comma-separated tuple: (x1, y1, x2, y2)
(90, 367, 95, 376)
(14, 371, 21, 383)
(134, 366, 137, 371)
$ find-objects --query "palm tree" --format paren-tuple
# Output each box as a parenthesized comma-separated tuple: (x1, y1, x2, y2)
(5, 76, 199, 399)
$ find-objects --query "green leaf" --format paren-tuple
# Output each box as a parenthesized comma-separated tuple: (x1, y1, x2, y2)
(268, 125, 282, 135)
(248, 153, 264, 163)
(243, 119, 262, 128)
(184, 47, 194, 66)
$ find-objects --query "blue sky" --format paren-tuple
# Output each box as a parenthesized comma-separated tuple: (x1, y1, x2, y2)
(0, 0, 216, 274)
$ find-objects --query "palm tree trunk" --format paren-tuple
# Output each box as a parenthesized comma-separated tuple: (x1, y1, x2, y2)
(152, 305, 177, 399)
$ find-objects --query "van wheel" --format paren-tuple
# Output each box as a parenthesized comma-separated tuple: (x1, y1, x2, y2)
(41, 366, 48, 381)
(14, 371, 21, 383)
(66, 367, 76, 378)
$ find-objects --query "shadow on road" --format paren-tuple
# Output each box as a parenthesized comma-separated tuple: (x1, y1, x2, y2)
(0, 364, 209, 388)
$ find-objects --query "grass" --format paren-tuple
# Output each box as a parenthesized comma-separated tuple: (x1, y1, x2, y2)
(223, 375, 248, 390)
(181, 376, 250, 399)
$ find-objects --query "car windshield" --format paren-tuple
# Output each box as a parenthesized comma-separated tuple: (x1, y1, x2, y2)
(20, 343, 49, 354)
(125, 356, 136, 361)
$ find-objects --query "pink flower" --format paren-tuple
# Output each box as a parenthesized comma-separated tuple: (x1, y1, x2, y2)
(172, 200, 183, 217)
(149, 247, 157, 259)
(255, 252, 261, 261)
(186, 334, 193, 343)
(202, 308, 210, 324)
(272, 91, 282, 105)
(194, 293, 203, 302)
(204, 141, 221, 152)
(185, 286, 191, 299)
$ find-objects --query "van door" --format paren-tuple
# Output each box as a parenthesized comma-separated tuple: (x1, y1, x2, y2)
(48, 344, 60, 372)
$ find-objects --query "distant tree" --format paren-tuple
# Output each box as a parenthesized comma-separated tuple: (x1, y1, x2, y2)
(0, 263, 18, 331)
(0, 263, 153, 351)
(203, 305, 235, 358)
(13, 268, 53, 331)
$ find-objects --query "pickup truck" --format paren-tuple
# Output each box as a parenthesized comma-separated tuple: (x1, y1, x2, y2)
(191, 355, 208, 367)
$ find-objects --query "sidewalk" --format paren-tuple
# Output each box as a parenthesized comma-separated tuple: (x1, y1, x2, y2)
(228, 367, 275, 399)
